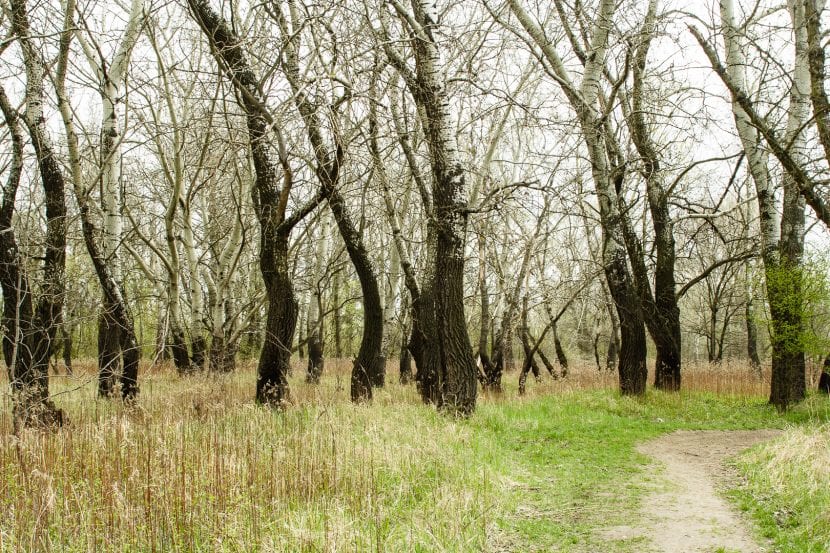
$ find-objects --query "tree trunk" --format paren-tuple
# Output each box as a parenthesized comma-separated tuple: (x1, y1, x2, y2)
(552, 322, 569, 374)
(6, 0, 74, 426)
(97, 309, 121, 397)
(305, 221, 327, 384)
(745, 296, 761, 374)
(626, 0, 682, 391)
(399, 310, 413, 384)
(476, 232, 494, 387)
(61, 324, 73, 373)
(0, 85, 64, 429)
(718, 0, 808, 409)
(381, 0, 478, 415)
(305, 301, 324, 384)
(189, 0, 324, 406)
(274, 11, 384, 400)
(256, 233, 296, 406)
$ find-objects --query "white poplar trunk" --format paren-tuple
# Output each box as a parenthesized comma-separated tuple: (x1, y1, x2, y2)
(720, 0, 780, 260)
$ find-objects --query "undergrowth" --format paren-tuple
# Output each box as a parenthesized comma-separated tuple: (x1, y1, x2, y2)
(0, 360, 827, 551)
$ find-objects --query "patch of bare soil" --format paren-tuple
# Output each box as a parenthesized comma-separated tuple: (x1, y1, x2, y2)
(601, 429, 782, 553)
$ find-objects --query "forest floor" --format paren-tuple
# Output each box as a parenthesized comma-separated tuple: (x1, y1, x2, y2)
(600, 429, 781, 553)
(0, 360, 828, 551)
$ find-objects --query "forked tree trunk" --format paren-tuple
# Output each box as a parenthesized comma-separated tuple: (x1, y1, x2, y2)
(6, 0, 71, 425)
(489, 208, 545, 392)
(381, 0, 478, 414)
(0, 85, 64, 429)
(508, 0, 647, 396)
(189, 0, 320, 407)
(274, 7, 383, 400)
(626, 0, 682, 391)
(718, 0, 808, 409)
(62, 0, 145, 395)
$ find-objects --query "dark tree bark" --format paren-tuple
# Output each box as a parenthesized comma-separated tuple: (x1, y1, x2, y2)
(552, 322, 568, 374)
(305, 313, 324, 384)
(169, 325, 192, 375)
(399, 317, 412, 385)
(624, 0, 682, 392)
(606, 251, 648, 395)
(188, 0, 322, 407)
(255, 233, 297, 405)
(61, 324, 73, 374)
(273, 6, 384, 400)
(381, 1, 478, 415)
(819, 358, 830, 393)
(0, 88, 63, 428)
(0, 6, 67, 426)
(606, 334, 619, 372)
(97, 310, 121, 397)
(191, 336, 207, 371)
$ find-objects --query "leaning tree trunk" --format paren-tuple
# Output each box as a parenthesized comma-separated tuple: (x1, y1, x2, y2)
(61, 0, 145, 395)
(0, 85, 64, 429)
(552, 322, 569, 373)
(275, 9, 384, 401)
(189, 0, 321, 406)
(508, 0, 646, 395)
(326, 185, 384, 401)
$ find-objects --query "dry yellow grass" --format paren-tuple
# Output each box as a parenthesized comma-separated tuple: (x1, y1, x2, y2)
(0, 360, 498, 551)
(736, 424, 830, 551)
(0, 357, 809, 551)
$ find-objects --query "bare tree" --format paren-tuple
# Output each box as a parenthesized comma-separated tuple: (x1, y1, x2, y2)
(187, 0, 323, 406)
(375, 0, 479, 414)
(3, 0, 69, 427)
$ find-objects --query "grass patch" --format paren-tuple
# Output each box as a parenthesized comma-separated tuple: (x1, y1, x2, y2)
(0, 361, 827, 551)
(731, 414, 830, 553)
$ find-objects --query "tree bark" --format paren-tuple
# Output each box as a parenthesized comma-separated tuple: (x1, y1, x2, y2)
(715, 0, 808, 408)
(188, 0, 321, 406)
(508, 0, 647, 395)
(625, 0, 682, 391)
(380, 0, 478, 414)
(0, 86, 64, 429)
(5, 0, 69, 426)
(275, 7, 383, 400)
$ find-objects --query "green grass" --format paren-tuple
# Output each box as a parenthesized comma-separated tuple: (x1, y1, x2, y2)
(1, 362, 828, 551)
(473, 390, 828, 552)
(729, 417, 830, 553)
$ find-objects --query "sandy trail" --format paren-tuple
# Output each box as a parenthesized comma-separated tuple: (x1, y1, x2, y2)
(602, 429, 781, 552)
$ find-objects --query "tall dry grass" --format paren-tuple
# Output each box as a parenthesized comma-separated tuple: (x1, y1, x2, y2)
(0, 356, 790, 551)
(0, 360, 496, 551)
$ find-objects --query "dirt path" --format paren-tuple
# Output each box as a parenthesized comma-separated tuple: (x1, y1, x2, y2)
(602, 429, 781, 552)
